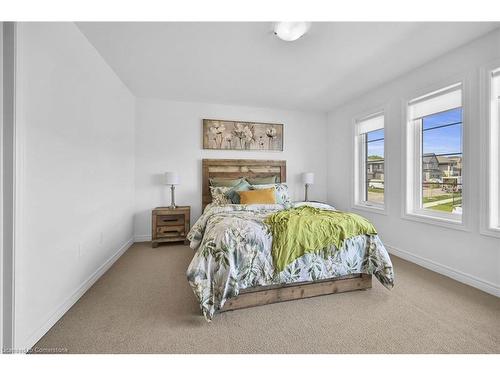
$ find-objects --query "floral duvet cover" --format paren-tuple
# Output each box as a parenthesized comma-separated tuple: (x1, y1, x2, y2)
(186, 202, 394, 320)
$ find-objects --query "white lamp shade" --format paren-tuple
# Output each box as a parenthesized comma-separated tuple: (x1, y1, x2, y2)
(164, 172, 179, 185)
(274, 22, 311, 42)
(302, 172, 314, 184)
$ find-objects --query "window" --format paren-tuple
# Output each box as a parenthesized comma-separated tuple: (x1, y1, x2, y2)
(487, 69, 500, 231)
(405, 83, 464, 223)
(422, 108, 463, 214)
(354, 113, 385, 210)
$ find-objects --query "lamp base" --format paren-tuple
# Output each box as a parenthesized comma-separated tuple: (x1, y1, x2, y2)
(169, 185, 177, 208)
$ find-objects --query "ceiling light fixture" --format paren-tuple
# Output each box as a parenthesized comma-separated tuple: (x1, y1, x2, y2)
(273, 22, 311, 42)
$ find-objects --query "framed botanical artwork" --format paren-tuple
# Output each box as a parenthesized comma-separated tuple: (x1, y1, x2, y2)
(202, 119, 284, 151)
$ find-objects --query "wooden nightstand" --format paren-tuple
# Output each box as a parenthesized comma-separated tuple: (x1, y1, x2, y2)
(151, 206, 191, 248)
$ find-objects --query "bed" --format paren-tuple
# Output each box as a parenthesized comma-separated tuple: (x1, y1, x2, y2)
(186, 159, 394, 320)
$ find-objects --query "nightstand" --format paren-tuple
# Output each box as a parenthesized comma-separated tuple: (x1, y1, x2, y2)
(151, 206, 191, 248)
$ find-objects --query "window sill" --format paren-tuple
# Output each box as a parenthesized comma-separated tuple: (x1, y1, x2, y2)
(352, 203, 387, 216)
(402, 210, 469, 232)
(480, 226, 500, 239)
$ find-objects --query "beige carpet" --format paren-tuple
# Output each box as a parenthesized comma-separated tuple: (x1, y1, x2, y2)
(34, 242, 500, 353)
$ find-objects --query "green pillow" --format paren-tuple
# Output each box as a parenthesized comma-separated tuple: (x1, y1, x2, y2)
(209, 177, 243, 187)
(226, 180, 252, 204)
(246, 176, 277, 185)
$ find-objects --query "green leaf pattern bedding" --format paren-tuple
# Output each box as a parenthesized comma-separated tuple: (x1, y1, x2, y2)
(186, 202, 394, 320)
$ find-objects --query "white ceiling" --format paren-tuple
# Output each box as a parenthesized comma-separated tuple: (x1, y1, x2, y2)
(77, 22, 499, 112)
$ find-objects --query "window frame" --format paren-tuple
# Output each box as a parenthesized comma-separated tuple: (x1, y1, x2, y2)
(480, 63, 500, 238)
(352, 110, 387, 215)
(402, 77, 471, 231)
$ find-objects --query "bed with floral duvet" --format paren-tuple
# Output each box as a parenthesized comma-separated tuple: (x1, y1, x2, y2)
(186, 202, 394, 320)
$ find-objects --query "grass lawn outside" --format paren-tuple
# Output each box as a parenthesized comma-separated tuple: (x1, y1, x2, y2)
(366, 187, 384, 204)
(423, 193, 462, 204)
(367, 188, 384, 193)
(428, 199, 463, 212)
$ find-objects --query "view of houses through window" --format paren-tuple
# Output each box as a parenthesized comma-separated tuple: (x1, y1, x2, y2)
(366, 129, 385, 204)
(421, 108, 463, 214)
(355, 113, 385, 209)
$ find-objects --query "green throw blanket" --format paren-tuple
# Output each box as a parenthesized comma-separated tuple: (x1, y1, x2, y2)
(265, 206, 377, 273)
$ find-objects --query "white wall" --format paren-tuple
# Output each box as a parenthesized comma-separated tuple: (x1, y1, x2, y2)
(134, 99, 328, 240)
(327, 29, 500, 295)
(14, 23, 135, 349)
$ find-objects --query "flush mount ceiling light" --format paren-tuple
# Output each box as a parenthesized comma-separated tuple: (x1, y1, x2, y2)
(273, 22, 311, 42)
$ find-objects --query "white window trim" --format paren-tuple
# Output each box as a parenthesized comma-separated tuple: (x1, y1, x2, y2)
(352, 109, 387, 215)
(401, 76, 471, 232)
(480, 62, 500, 238)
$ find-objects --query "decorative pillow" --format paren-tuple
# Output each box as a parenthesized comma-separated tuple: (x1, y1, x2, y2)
(210, 186, 232, 205)
(246, 176, 277, 185)
(251, 183, 291, 204)
(238, 188, 277, 205)
(226, 179, 252, 204)
(209, 177, 243, 187)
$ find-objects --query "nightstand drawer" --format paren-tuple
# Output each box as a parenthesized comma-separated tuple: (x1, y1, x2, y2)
(157, 214, 184, 226)
(156, 225, 185, 238)
(152, 206, 191, 247)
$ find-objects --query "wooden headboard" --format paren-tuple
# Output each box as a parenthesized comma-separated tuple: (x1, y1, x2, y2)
(202, 159, 286, 210)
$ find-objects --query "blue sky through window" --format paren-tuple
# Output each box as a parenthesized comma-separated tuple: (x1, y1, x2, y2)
(365, 108, 462, 158)
(367, 129, 384, 158)
(422, 108, 462, 155)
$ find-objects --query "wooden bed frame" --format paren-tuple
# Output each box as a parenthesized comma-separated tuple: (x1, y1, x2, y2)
(202, 158, 372, 312)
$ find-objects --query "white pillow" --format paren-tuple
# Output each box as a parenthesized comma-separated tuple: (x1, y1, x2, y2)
(210, 186, 232, 205)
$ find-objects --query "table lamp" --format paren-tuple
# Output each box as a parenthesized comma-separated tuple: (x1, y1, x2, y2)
(301, 172, 314, 202)
(164, 172, 180, 208)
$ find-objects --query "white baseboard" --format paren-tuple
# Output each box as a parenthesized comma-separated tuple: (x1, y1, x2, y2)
(134, 234, 151, 242)
(19, 237, 134, 353)
(386, 244, 500, 298)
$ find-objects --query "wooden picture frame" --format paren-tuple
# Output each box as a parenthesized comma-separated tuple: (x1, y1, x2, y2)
(203, 119, 284, 151)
